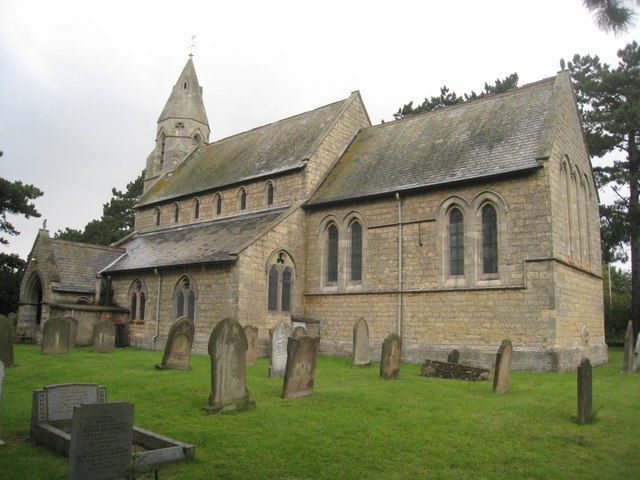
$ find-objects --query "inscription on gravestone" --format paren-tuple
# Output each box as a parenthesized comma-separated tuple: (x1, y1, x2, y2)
(0, 315, 14, 366)
(156, 316, 194, 370)
(42, 318, 71, 355)
(493, 339, 513, 394)
(282, 335, 320, 399)
(380, 333, 402, 380)
(68, 401, 134, 480)
(269, 321, 292, 378)
(31, 383, 107, 425)
(352, 318, 371, 367)
(577, 357, 592, 425)
(93, 321, 116, 353)
(244, 325, 258, 366)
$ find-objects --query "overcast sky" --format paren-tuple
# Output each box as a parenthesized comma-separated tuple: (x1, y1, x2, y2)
(1, 0, 638, 260)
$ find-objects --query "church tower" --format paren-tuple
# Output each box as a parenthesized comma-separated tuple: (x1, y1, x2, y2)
(144, 58, 210, 192)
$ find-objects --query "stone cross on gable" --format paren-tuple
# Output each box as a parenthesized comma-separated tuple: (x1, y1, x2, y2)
(188, 35, 196, 57)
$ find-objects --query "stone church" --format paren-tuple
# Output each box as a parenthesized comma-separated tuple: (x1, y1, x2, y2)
(18, 58, 606, 371)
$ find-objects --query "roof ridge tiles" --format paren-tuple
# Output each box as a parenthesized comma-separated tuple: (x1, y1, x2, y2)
(50, 238, 126, 252)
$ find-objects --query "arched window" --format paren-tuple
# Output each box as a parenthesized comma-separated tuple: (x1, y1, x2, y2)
(266, 182, 275, 206)
(173, 203, 180, 223)
(193, 198, 200, 220)
(129, 279, 147, 322)
(481, 204, 498, 275)
(215, 193, 223, 216)
(154, 207, 161, 227)
(267, 252, 294, 313)
(583, 177, 592, 268)
(449, 208, 464, 276)
(159, 133, 166, 169)
(349, 221, 362, 282)
(561, 163, 572, 258)
(239, 188, 247, 211)
(175, 276, 197, 322)
(326, 223, 339, 284)
(192, 133, 202, 146)
(139, 292, 146, 320)
(130, 293, 137, 319)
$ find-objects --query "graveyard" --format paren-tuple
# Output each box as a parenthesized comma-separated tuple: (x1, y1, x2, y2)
(1, 344, 638, 479)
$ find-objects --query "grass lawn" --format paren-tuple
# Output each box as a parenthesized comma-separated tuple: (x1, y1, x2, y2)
(1, 345, 639, 480)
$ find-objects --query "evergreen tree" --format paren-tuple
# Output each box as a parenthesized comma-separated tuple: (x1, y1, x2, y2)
(394, 74, 518, 119)
(0, 253, 25, 315)
(568, 41, 640, 336)
(583, 0, 639, 34)
(56, 170, 144, 245)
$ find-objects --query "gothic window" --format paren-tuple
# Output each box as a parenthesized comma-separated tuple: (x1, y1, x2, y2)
(561, 162, 572, 258)
(239, 188, 247, 211)
(173, 203, 180, 223)
(159, 133, 166, 169)
(267, 252, 294, 313)
(193, 198, 200, 220)
(326, 223, 339, 284)
(266, 182, 275, 206)
(481, 204, 498, 275)
(175, 275, 197, 321)
(154, 207, 161, 227)
(129, 279, 147, 322)
(449, 208, 464, 276)
(192, 133, 202, 146)
(215, 193, 223, 216)
(349, 221, 362, 282)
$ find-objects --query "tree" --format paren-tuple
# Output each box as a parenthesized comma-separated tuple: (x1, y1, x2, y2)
(56, 170, 144, 245)
(568, 41, 640, 337)
(602, 264, 632, 342)
(583, 0, 639, 34)
(394, 73, 519, 119)
(0, 253, 25, 315)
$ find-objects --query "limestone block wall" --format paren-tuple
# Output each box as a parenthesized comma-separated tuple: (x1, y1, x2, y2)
(134, 170, 303, 233)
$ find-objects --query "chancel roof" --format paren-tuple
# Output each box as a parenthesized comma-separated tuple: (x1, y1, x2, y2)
(49, 240, 124, 293)
(102, 208, 289, 272)
(138, 94, 358, 207)
(308, 75, 560, 206)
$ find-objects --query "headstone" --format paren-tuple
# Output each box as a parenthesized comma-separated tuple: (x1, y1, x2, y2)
(493, 339, 513, 393)
(92, 320, 116, 353)
(269, 320, 292, 378)
(292, 326, 306, 338)
(352, 318, 371, 367)
(68, 401, 134, 480)
(64, 317, 79, 349)
(156, 316, 194, 370)
(282, 335, 320, 399)
(0, 315, 14, 366)
(42, 318, 71, 355)
(447, 349, 460, 364)
(623, 320, 634, 373)
(576, 357, 592, 425)
(0, 359, 5, 446)
(203, 318, 255, 414)
(634, 334, 640, 371)
(31, 383, 108, 426)
(244, 325, 258, 366)
(380, 332, 402, 380)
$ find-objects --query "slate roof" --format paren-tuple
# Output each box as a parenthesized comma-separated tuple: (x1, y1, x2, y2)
(49, 240, 125, 293)
(308, 76, 558, 206)
(138, 93, 358, 207)
(102, 208, 289, 272)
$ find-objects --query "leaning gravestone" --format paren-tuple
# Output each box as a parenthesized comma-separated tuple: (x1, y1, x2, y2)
(292, 326, 306, 338)
(244, 325, 258, 366)
(63, 317, 79, 349)
(447, 349, 460, 364)
(92, 321, 116, 353)
(0, 359, 4, 446)
(156, 316, 194, 370)
(269, 320, 292, 378)
(576, 357, 592, 425)
(282, 335, 320, 399)
(352, 318, 371, 367)
(623, 321, 635, 373)
(203, 318, 255, 414)
(380, 333, 402, 380)
(68, 401, 134, 480)
(0, 315, 14, 367)
(493, 339, 513, 394)
(42, 318, 71, 355)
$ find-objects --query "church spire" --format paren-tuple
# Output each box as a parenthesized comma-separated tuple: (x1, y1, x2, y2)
(144, 58, 211, 192)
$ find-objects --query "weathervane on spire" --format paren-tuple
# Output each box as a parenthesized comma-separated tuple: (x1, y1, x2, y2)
(188, 35, 196, 57)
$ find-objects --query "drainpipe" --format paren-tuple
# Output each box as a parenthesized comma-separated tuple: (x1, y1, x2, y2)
(152, 268, 162, 350)
(396, 193, 403, 337)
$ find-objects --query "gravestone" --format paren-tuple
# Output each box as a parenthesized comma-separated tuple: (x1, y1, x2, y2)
(576, 357, 592, 425)
(68, 401, 134, 480)
(634, 334, 640, 371)
(447, 349, 460, 364)
(92, 321, 116, 353)
(352, 318, 371, 367)
(203, 318, 255, 414)
(623, 320, 634, 373)
(380, 333, 402, 380)
(64, 317, 79, 349)
(42, 318, 71, 355)
(292, 326, 306, 338)
(31, 383, 107, 426)
(244, 325, 258, 366)
(282, 335, 320, 399)
(156, 316, 194, 370)
(269, 320, 292, 378)
(493, 339, 513, 393)
(0, 315, 14, 366)
(0, 359, 4, 446)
